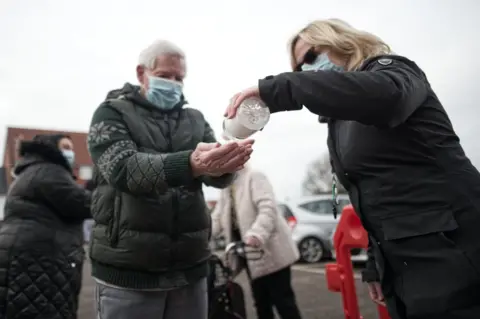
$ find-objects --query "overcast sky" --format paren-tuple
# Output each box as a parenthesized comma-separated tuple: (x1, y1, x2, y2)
(1, 0, 479, 201)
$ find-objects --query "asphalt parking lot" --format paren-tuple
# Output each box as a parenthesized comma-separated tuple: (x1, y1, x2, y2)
(78, 260, 378, 319)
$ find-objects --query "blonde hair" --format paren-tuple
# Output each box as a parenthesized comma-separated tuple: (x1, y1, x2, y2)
(289, 19, 391, 71)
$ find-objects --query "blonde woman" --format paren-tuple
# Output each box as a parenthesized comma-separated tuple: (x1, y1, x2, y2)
(224, 19, 480, 319)
(211, 166, 302, 319)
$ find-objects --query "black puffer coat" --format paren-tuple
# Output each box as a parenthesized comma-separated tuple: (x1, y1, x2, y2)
(0, 138, 91, 319)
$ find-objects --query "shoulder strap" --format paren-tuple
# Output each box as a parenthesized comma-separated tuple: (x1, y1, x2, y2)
(229, 185, 238, 224)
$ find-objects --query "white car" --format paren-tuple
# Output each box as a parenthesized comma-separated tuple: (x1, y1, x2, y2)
(279, 194, 351, 263)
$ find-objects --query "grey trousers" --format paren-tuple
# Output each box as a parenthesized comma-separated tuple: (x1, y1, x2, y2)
(94, 278, 207, 319)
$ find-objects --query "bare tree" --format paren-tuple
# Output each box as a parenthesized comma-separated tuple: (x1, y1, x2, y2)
(302, 153, 346, 195)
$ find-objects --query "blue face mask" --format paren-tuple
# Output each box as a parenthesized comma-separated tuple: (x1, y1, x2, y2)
(301, 53, 344, 72)
(146, 75, 183, 110)
(62, 149, 75, 167)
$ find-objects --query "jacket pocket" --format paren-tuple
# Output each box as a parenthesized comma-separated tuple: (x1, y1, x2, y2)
(110, 193, 122, 247)
(380, 208, 458, 241)
(379, 208, 480, 317)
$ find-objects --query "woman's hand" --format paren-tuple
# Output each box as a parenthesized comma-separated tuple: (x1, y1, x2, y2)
(367, 281, 386, 306)
(224, 85, 260, 119)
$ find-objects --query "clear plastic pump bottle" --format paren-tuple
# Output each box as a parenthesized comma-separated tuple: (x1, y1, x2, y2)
(222, 97, 270, 140)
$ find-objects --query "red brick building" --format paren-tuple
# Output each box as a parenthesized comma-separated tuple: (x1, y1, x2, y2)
(2, 126, 93, 188)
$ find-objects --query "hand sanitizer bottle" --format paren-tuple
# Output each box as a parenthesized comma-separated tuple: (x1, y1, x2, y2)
(222, 97, 270, 140)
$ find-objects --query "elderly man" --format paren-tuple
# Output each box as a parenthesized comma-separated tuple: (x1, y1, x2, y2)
(87, 39, 253, 319)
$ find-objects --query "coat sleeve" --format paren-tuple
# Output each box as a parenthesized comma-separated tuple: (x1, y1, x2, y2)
(200, 120, 235, 189)
(258, 58, 428, 128)
(244, 171, 278, 245)
(211, 191, 225, 238)
(87, 104, 196, 195)
(361, 240, 380, 282)
(35, 164, 92, 221)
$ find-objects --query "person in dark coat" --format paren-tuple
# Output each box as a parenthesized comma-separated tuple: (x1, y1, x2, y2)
(225, 18, 480, 319)
(0, 134, 91, 319)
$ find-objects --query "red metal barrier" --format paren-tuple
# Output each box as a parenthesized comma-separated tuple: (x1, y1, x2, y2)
(325, 205, 391, 319)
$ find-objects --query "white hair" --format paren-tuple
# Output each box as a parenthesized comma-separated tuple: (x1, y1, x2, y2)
(138, 39, 186, 70)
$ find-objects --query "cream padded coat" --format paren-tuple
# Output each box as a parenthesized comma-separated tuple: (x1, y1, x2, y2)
(211, 169, 299, 279)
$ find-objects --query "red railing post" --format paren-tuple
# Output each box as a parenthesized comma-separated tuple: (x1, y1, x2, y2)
(377, 305, 391, 319)
(325, 205, 391, 319)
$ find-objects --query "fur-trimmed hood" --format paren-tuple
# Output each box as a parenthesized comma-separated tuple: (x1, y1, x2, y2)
(14, 140, 72, 176)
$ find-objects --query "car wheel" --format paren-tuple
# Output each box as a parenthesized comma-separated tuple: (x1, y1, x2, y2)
(299, 237, 325, 263)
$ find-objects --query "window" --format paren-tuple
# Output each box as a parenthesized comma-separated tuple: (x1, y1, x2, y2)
(299, 200, 333, 215)
(79, 166, 93, 180)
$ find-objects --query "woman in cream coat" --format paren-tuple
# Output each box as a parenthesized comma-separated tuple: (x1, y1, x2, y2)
(211, 167, 302, 319)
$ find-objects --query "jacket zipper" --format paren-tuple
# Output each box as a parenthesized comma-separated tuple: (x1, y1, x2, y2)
(328, 121, 370, 232)
(110, 191, 121, 247)
(328, 121, 351, 190)
(164, 114, 179, 263)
